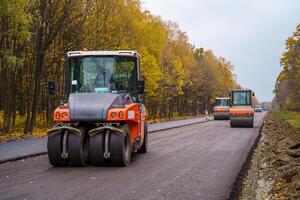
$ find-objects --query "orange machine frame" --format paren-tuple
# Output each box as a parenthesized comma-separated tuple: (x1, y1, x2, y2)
(53, 102, 147, 146)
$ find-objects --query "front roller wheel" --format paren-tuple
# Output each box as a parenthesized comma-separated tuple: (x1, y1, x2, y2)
(47, 131, 67, 167)
(110, 125, 131, 167)
(90, 133, 106, 166)
(68, 127, 90, 167)
(230, 117, 254, 128)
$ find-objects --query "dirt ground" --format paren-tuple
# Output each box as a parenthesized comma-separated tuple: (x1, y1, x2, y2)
(240, 112, 300, 200)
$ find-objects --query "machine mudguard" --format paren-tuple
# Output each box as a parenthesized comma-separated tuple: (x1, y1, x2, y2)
(47, 126, 80, 137)
(88, 125, 124, 137)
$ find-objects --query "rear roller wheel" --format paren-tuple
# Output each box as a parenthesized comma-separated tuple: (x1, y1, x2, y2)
(47, 131, 67, 167)
(110, 125, 131, 167)
(138, 122, 148, 153)
(90, 133, 106, 166)
(249, 120, 254, 128)
(68, 126, 90, 167)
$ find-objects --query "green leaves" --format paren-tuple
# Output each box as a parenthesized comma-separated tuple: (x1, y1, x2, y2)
(0, 0, 31, 44)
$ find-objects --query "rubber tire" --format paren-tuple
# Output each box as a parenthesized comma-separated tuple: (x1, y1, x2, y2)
(68, 127, 90, 167)
(47, 131, 66, 167)
(110, 125, 131, 167)
(138, 122, 148, 153)
(90, 133, 106, 166)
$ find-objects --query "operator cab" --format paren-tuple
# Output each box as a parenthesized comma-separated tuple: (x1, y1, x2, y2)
(64, 51, 142, 102)
(215, 98, 230, 107)
(230, 89, 253, 107)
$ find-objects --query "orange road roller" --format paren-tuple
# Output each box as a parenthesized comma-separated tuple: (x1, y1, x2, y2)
(213, 97, 230, 120)
(229, 89, 255, 127)
(47, 51, 148, 167)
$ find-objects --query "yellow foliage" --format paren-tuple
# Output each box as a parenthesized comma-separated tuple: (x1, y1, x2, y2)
(0, 0, 239, 135)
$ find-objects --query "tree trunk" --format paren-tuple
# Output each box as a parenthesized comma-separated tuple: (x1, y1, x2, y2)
(24, 1, 46, 134)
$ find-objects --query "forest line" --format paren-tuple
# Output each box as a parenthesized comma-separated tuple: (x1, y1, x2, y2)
(0, 0, 238, 134)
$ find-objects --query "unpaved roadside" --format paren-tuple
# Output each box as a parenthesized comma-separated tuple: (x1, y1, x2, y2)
(240, 113, 300, 199)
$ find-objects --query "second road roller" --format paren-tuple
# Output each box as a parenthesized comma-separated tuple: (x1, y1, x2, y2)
(229, 89, 255, 127)
(213, 97, 230, 120)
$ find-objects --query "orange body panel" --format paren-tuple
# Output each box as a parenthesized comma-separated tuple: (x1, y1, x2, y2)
(229, 106, 254, 116)
(53, 107, 70, 122)
(108, 103, 147, 146)
(107, 103, 139, 121)
(53, 103, 147, 146)
(214, 108, 229, 113)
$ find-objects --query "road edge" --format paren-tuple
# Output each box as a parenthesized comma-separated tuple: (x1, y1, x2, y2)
(0, 118, 212, 164)
(228, 115, 266, 200)
(149, 118, 212, 133)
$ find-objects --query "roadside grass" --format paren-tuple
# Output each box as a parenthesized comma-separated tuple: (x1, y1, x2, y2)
(275, 110, 300, 129)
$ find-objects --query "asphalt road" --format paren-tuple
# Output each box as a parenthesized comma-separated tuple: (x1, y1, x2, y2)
(0, 113, 265, 200)
(0, 117, 210, 163)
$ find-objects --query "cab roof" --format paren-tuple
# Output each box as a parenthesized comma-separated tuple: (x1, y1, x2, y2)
(67, 50, 140, 58)
(231, 89, 253, 92)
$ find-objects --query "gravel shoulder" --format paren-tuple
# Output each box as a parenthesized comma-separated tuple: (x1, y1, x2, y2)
(239, 112, 300, 200)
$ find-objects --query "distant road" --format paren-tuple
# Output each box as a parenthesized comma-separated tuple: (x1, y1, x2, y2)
(0, 113, 265, 200)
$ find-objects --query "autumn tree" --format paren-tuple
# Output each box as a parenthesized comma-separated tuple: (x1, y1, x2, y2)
(275, 24, 300, 111)
(0, 0, 239, 134)
(0, 0, 31, 133)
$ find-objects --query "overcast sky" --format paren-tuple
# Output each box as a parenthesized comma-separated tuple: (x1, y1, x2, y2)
(142, 0, 300, 102)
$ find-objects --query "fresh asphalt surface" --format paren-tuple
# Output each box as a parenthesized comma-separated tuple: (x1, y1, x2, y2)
(0, 113, 266, 200)
(0, 117, 210, 163)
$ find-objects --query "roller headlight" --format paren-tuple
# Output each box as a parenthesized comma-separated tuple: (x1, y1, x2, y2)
(111, 112, 117, 119)
(61, 112, 68, 119)
(55, 112, 60, 119)
(119, 111, 124, 119)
